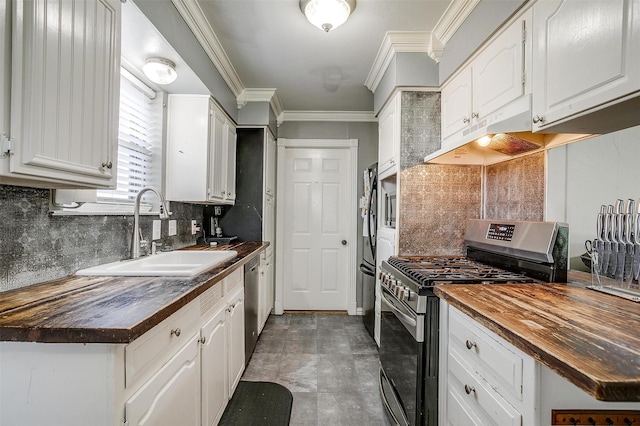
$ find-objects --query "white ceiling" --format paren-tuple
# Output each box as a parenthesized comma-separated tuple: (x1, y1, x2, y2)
(195, 0, 451, 112)
(123, 0, 462, 114)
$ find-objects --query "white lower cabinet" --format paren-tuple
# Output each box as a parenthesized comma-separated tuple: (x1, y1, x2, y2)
(201, 303, 228, 426)
(125, 333, 201, 426)
(258, 248, 275, 332)
(0, 266, 247, 426)
(226, 285, 245, 396)
(439, 303, 536, 426)
(126, 269, 244, 426)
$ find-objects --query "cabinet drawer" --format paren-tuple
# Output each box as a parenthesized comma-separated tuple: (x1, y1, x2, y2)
(125, 301, 200, 387)
(448, 350, 521, 426)
(449, 308, 523, 400)
(223, 267, 243, 295)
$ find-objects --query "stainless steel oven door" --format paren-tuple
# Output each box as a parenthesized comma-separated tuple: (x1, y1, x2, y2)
(379, 288, 424, 426)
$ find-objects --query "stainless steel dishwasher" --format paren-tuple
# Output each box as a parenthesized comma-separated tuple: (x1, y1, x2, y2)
(244, 256, 260, 366)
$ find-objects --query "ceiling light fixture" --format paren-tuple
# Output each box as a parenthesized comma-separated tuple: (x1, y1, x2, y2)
(300, 0, 356, 33)
(142, 58, 177, 85)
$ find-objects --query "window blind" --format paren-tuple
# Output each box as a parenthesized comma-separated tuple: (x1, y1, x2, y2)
(96, 69, 161, 204)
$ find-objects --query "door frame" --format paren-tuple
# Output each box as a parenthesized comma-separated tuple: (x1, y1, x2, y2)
(274, 138, 358, 315)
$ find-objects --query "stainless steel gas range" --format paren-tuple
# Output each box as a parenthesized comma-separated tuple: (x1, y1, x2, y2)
(378, 219, 568, 426)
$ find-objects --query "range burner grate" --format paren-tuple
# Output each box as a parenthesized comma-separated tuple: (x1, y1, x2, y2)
(387, 256, 534, 287)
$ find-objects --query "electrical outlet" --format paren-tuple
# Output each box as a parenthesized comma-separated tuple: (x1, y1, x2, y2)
(168, 220, 177, 236)
(152, 220, 161, 240)
(191, 220, 198, 235)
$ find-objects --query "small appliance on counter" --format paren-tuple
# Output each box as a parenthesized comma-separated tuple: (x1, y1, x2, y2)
(378, 219, 568, 426)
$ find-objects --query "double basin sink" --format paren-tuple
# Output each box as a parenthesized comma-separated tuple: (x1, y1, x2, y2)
(76, 250, 238, 277)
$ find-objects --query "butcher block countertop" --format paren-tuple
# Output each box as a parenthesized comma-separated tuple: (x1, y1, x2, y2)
(434, 276, 640, 402)
(0, 242, 267, 344)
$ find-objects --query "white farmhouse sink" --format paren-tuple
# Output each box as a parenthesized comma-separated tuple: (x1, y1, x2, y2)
(76, 250, 238, 277)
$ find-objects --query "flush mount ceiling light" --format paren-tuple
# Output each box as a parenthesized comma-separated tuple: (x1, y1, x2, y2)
(142, 58, 177, 85)
(300, 0, 356, 33)
(476, 135, 493, 147)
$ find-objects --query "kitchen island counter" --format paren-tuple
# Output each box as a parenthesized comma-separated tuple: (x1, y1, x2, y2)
(435, 277, 640, 402)
(0, 242, 268, 344)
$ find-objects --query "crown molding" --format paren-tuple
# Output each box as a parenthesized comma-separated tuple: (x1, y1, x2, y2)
(171, 0, 244, 97)
(277, 110, 377, 126)
(365, 0, 480, 91)
(237, 88, 285, 119)
(364, 31, 430, 93)
(433, 0, 481, 47)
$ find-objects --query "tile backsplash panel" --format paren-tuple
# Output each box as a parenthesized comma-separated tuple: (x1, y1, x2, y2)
(399, 164, 482, 256)
(0, 185, 202, 292)
(484, 152, 545, 221)
(400, 91, 441, 168)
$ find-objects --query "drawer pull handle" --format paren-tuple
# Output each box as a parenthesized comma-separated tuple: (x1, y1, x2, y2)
(170, 328, 181, 337)
(199, 336, 206, 344)
(464, 384, 476, 395)
(465, 340, 477, 350)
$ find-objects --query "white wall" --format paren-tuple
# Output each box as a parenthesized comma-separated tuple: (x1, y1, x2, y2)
(546, 125, 640, 270)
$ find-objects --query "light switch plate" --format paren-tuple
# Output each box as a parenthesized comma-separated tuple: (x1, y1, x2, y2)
(191, 219, 198, 235)
(168, 220, 177, 236)
(152, 220, 161, 240)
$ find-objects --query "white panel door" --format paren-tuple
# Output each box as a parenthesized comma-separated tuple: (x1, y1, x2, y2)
(283, 147, 351, 310)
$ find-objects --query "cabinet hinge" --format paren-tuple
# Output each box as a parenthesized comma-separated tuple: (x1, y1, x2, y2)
(1, 133, 14, 158)
(521, 19, 527, 87)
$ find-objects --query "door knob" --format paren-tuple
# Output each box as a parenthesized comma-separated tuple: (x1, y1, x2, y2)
(341, 240, 347, 246)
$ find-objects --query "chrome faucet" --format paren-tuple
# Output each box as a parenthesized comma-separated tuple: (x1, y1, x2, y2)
(131, 186, 171, 259)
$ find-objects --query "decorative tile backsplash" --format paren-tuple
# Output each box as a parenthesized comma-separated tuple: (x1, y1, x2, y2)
(484, 152, 545, 221)
(400, 91, 441, 168)
(0, 185, 203, 292)
(399, 164, 482, 256)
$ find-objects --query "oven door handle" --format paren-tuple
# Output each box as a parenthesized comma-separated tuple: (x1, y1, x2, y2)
(381, 291, 417, 328)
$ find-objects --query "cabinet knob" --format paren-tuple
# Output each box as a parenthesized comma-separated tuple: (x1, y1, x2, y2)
(198, 336, 206, 344)
(342, 240, 348, 246)
(170, 328, 181, 337)
(532, 115, 545, 124)
(465, 340, 477, 350)
(471, 112, 478, 119)
(463, 117, 470, 124)
(464, 384, 476, 395)
(221, 191, 226, 196)
(101, 161, 113, 169)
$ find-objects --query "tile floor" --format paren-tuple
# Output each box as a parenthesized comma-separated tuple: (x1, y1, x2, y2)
(242, 313, 393, 426)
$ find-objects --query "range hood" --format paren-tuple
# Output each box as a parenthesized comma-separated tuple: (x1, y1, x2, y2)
(424, 95, 593, 166)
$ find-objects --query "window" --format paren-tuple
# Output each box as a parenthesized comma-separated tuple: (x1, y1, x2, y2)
(51, 68, 164, 215)
(97, 68, 163, 205)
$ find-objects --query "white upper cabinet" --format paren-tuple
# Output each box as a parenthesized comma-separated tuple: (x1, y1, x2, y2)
(166, 95, 236, 205)
(441, 10, 531, 142)
(377, 93, 400, 179)
(532, 0, 640, 131)
(1, 0, 121, 188)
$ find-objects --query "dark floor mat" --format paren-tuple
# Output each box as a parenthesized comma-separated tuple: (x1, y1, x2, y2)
(219, 381, 293, 426)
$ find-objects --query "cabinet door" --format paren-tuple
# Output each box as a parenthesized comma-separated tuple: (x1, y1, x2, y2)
(263, 193, 275, 243)
(166, 95, 210, 202)
(125, 334, 200, 426)
(201, 304, 228, 426)
(265, 131, 276, 196)
(532, 0, 640, 129)
(8, 0, 120, 188)
(473, 11, 528, 120)
(227, 287, 245, 395)
(209, 106, 226, 203)
(377, 95, 398, 177)
(441, 67, 472, 141)
(224, 121, 236, 203)
(262, 249, 274, 328)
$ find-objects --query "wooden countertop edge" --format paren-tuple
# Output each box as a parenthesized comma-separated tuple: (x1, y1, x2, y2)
(434, 285, 640, 402)
(0, 242, 268, 344)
